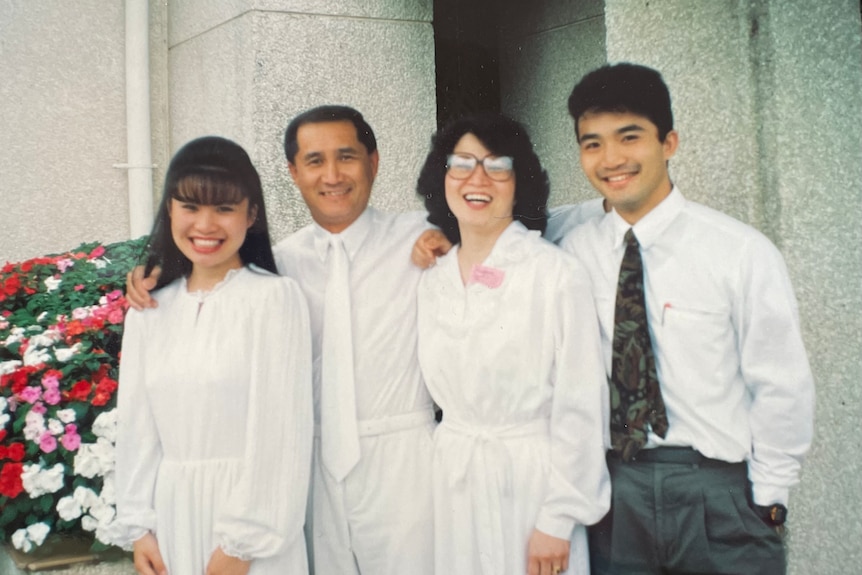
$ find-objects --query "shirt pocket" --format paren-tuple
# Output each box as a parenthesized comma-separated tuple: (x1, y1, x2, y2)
(658, 302, 738, 395)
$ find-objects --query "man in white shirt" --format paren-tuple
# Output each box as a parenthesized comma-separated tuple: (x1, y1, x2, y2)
(560, 63, 814, 575)
(126, 105, 436, 575)
(274, 105, 435, 575)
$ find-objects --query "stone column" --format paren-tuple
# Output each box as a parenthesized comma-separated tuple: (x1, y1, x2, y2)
(167, 1, 437, 242)
(604, 1, 862, 573)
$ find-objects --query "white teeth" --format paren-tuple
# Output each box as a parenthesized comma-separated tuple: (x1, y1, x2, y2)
(464, 194, 491, 203)
(607, 174, 631, 182)
(322, 189, 349, 196)
(194, 239, 221, 247)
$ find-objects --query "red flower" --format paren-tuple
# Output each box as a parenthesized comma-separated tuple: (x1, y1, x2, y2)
(0, 462, 24, 499)
(6, 443, 25, 462)
(2, 274, 20, 296)
(68, 381, 92, 401)
(2, 367, 37, 394)
(92, 377, 118, 406)
(0, 429, 6, 442)
(20, 261, 33, 273)
(66, 320, 85, 336)
(88, 245, 106, 259)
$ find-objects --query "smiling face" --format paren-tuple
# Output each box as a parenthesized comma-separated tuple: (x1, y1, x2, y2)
(444, 133, 516, 240)
(288, 120, 379, 234)
(577, 110, 678, 224)
(169, 198, 255, 284)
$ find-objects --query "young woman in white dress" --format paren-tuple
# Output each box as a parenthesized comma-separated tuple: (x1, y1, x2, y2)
(114, 136, 313, 575)
(415, 114, 611, 575)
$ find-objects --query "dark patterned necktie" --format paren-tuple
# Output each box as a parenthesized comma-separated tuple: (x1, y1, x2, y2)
(610, 229, 669, 461)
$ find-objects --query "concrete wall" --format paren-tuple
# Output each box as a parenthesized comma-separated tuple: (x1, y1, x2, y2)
(603, 0, 862, 573)
(498, 0, 608, 207)
(0, 0, 170, 265)
(167, 0, 437, 244)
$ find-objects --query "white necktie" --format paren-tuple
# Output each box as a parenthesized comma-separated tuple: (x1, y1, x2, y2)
(320, 234, 360, 481)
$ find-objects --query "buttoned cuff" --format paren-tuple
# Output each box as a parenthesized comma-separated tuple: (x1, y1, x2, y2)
(751, 483, 790, 507)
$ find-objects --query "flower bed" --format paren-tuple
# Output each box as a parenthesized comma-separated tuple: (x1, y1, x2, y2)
(0, 238, 146, 553)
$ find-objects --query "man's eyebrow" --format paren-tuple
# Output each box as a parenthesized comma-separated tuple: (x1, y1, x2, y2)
(301, 150, 323, 162)
(616, 124, 646, 135)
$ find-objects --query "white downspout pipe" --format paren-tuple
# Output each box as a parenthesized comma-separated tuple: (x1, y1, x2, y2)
(120, 0, 154, 238)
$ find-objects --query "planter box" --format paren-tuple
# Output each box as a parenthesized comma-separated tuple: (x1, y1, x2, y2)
(0, 535, 134, 574)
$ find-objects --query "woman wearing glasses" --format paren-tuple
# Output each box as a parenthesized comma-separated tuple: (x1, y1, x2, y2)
(415, 113, 610, 575)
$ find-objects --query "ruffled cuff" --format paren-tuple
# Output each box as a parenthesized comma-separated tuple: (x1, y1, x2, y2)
(214, 539, 254, 562)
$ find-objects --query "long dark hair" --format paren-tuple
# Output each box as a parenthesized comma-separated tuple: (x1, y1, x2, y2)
(416, 113, 550, 245)
(141, 136, 277, 289)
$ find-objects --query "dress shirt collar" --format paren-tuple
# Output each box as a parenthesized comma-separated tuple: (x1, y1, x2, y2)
(609, 186, 685, 250)
(312, 205, 375, 262)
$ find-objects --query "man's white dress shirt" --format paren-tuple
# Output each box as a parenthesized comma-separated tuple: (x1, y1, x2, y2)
(561, 188, 814, 506)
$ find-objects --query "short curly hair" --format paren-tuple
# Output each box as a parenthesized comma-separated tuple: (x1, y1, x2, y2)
(416, 113, 550, 245)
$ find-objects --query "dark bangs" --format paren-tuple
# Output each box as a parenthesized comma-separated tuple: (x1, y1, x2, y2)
(170, 171, 248, 205)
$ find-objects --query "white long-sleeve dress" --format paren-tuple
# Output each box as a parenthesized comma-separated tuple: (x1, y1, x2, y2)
(114, 266, 313, 574)
(417, 222, 611, 575)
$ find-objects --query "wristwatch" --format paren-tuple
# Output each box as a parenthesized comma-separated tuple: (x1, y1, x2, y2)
(754, 503, 788, 526)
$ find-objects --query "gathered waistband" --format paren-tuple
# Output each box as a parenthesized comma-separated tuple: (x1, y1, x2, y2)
(314, 408, 435, 438)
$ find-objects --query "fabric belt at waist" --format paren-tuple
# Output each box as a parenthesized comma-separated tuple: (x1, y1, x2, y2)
(607, 446, 741, 467)
(438, 418, 549, 575)
(314, 408, 435, 438)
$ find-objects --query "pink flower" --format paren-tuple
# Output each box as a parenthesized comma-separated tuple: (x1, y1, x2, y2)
(41, 373, 60, 390)
(31, 402, 46, 415)
(88, 246, 106, 259)
(74, 284, 84, 291)
(39, 433, 57, 454)
(57, 258, 75, 273)
(107, 307, 125, 325)
(60, 425, 81, 451)
(19, 386, 42, 404)
(106, 289, 123, 302)
(42, 388, 61, 406)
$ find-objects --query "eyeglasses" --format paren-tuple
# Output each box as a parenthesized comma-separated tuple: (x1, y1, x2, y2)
(446, 153, 514, 182)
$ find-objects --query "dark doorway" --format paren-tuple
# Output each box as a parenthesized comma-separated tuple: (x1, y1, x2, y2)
(432, 0, 503, 128)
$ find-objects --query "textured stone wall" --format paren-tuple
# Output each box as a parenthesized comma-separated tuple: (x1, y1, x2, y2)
(167, 1, 437, 244)
(499, 0, 608, 207)
(0, 1, 127, 264)
(603, 1, 862, 573)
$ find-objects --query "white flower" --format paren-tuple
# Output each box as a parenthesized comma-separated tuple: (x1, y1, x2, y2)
(92, 410, 118, 442)
(23, 410, 46, 441)
(23, 345, 51, 366)
(74, 438, 114, 478)
(11, 522, 52, 552)
(36, 311, 48, 322)
(54, 343, 82, 362)
(0, 360, 23, 376)
(28, 331, 56, 348)
(90, 259, 108, 269)
(28, 522, 50, 546)
(48, 418, 64, 435)
(11, 528, 33, 552)
(57, 408, 77, 423)
(81, 515, 98, 532)
(89, 501, 116, 524)
(0, 413, 9, 428)
(57, 495, 84, 521)
(0, 397, 7, 412)
(73, 485, 100, 510)
(98, 472, 116, 505)
(44, 276, 62, 292)
(72, 307, 90, 320)
(22, 463, 65, 497)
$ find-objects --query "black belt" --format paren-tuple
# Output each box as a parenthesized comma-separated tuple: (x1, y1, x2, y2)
(607, 446, 740, 467)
